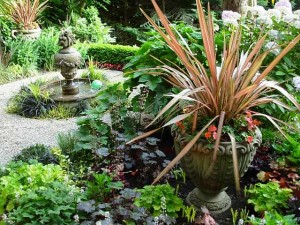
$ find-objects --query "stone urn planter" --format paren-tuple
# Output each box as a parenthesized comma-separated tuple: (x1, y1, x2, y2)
(174, 129, 262, 215)
(12, 27, 42, 39)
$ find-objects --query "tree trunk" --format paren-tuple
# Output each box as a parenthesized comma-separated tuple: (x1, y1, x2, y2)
(222, 0, 243, 12)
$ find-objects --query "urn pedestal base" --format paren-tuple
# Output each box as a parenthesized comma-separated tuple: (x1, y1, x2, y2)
(187, 188, 231, 215)
(62, 80, 79, 95)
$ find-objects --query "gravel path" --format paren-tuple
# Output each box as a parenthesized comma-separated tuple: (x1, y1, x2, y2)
(0, 70, 123, 165)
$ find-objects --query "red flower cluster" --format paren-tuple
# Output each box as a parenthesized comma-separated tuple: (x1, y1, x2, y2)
(245, 111, 261, 143)
(175, 121, 185, 131)
(100, 63, 124, 71)
(204, 125, 217, 140)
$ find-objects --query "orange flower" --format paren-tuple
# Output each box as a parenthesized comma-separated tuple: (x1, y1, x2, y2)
(176, 121, 185, 130)
(204, 132, 211, 139)
(208, 125, 217, 132)
(247, 136, 253, 143)
(253, 119, 261, 126)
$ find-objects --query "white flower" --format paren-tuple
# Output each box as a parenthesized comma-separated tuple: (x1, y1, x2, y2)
(222, 10, 241, 27)
(265, 41, 280, 55)
(292, 77, 300, 90)
(73, 214, 79, 223)
(2, 214, 7, 220)
(292, 20, 300, 28)
(256, 15, 273, 27)
(249, 5, 267, 17)
(276, 6, 292, 15)
(238, 219, 244, 225)
(96, 221, 102, 225)
(223, 18, 239, 27)
(269, 29, 280, 39)
(275, 0, 292, 11)
(267, 9, 281, 21)
(282, 14, 296, 23)
(294, 10, 300, 16)
(260, 218, 266, 224)
(222, 10, 241, 20)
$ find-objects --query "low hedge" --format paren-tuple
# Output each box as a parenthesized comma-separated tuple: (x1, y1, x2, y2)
(87, 43, 139, 65)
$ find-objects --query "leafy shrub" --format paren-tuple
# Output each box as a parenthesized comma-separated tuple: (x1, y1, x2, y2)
(85, 172, 123, 202)
(0, 162, 66, 214)
(7, 181, 82, 225)
(6, 37, 39, 74)
(134, 184, 184, 218)
(35, 27, 60, 70)
(80, 57, 107, 82)
(272, 134, 300, 166)
(12, 144, 58, 165)
(68, 6, 115, 44)
(248, 211, 298, 225)
(87, 43, 139, 65)
(245, 182, 293, 213)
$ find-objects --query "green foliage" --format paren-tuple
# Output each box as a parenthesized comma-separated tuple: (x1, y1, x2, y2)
(245, 182, 293, 213)
(35, 27, 60, 70)
(5, 27, 60, 71)
(182, 205, 197, 223)
(12, 144, 58, 165)
(6, 37, 39, 74)
(57, 132, 79, 158)
(7, 181, 82, 225)
(68, 6, 115, 44)
(0, 162, 66, 215)
(248, 211, 298, 225)
(41, 104, 78, 119)
(87, 43, 139, 65)
(86, 172, 123, 201)
(231, 208, 249, 225)
(272, 134, 300, 166)
(134, 184, 184, 218)
(81, 57, 107, 81)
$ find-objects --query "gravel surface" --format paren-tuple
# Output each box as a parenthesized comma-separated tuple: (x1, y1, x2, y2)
(0, 70, 123, 165)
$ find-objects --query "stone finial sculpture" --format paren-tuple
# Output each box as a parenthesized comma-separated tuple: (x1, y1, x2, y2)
(54, 29, 81, 95)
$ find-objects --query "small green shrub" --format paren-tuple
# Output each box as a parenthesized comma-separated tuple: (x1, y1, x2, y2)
(69, 6, 115, 44)
(87, 43, 139, 65)
(0, 162, 66, 214)
(81, 57, 107, 82)
(57, 132, 79, 161)
(6, 37, 39, 74)
(35, 27, 60, 70)
(86, 172, 123, 202)
(7, 181, 82, 225)
(245, 182, 293, 213)
(41, 105, 77, 119)
(12, 144, 58, 165)
(248, 211, 298, 225)
(134, 184, 184, 218)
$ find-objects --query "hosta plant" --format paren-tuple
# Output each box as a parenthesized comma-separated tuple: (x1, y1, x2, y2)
(128, 0, 300, 188)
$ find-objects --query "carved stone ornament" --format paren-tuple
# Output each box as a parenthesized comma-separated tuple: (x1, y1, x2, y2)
(54, 30, 82, 95)
(174, 128, 262, 215)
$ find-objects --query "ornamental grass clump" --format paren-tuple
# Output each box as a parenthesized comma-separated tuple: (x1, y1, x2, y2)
(128, 0, 300, 186)
(0, 0, 48, 29)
